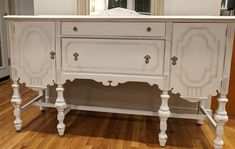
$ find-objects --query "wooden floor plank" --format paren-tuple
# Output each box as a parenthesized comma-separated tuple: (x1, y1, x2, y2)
(1, 80, 235, 149)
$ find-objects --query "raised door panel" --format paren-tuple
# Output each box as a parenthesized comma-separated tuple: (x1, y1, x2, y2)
(170, 23, 227, 98)
(13, 22, 56, 87)
(62, 38, 165, 76)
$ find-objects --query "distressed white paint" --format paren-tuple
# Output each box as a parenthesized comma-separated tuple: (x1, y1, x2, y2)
(5, 15, 235, 148)
(214, 94, 229, 149)
(5, 15, 235, 22)
(55, 84, 67, 136)
(12, 22, 56, 87)
(11, 81, 22, 131)
(170, 23, 227, 97)
(158, 91, 171, 146)
(61, 21, 165, 36)
(62, 38, 164, 75)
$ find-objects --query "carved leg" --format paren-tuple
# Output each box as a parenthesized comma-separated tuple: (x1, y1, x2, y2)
(38, 89, 45, 111)
(158, 91, 171, 147)
(55, 84, 67, 136)
(214, 94, 228, 149)
(11, 81, 22, 131)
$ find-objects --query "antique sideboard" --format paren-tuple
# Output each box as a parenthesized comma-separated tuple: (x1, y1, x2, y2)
(5, 15, 235, 148)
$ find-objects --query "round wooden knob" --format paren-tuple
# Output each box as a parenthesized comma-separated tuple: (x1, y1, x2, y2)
(73, 26, 78, 32)
(147, 27, 152, 32)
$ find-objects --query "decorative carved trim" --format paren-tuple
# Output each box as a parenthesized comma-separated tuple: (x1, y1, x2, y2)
(62, 39, 162, 74)
(176, 28, 219, 88)
(14, 22, 56, 87)
(97, 7, 141, 16)
(78, 1, 164, 16)
(171, 24, 227, 98)
(20, 27, 51, 78)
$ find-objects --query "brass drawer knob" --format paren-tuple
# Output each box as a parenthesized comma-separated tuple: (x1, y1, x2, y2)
(171, 56, 178, 65)
(144, 55, 151, 64)
(147, 27, 152, 32)
(73, 26, 78, 32)
(73, 53, 79, 61)
(50, 51, 56, 60)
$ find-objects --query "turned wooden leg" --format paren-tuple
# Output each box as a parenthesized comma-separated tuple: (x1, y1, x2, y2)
(11, 81, 22, 131)
(38, 89, 45, 111)
(55, 84, 67, 136)
(214, 94, 228, 149)
(158, 91, 171, 147)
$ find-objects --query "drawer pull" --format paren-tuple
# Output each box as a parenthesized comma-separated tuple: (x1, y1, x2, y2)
(144, 55, 151, 64)
(73, 53, 79, 61)
(147, 27, 152, 32)
(73, 26, 78, 32)
(171, 56, 178, 65)
(50, 51, 56, 60)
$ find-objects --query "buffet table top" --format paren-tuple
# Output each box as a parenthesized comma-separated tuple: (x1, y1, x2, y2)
(4, 15, 235, 23)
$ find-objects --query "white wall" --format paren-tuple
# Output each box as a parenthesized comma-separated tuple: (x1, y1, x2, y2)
(164, 0, 221, 15)
(34, 0, 77, 15)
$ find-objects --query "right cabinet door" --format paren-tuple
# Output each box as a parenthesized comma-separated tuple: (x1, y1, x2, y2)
(170, 23, 227, 98)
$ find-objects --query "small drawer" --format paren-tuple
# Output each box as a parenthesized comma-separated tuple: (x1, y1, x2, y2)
(61, 22, 166, 37)
(62, 38, 165, 76)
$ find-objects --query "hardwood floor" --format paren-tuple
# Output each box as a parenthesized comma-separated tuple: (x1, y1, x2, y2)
(1, 80, 235, 149)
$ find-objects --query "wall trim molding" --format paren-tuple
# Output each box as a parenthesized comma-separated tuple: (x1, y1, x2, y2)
(77, 0, 90, 15)
(151, 0, 164, 15)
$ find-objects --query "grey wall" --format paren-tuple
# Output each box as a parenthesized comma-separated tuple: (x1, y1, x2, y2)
(9, 0, 34, 15)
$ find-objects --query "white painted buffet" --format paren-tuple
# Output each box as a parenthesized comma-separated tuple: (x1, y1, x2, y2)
(5, 15, 235, 149)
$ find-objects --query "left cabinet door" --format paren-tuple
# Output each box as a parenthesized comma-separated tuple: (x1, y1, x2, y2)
(12, 22, 56, 87)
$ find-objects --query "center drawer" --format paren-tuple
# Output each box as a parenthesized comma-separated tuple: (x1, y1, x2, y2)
(62, 38, 165, 76)
(61, 22, 166, 37)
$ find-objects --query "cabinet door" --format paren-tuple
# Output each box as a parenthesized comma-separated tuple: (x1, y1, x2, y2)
(13, 22, 56, 87)
(170, 23, 227, 97)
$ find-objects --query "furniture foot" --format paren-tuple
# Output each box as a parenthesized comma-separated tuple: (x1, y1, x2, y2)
(214, 94, 228, 149)
(11, 81, 22, 131)
(158, 91, 171, 147)
(197, 120, 203, 125)
(55, 84, 67, 136)
(38, 89, 45, 111)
